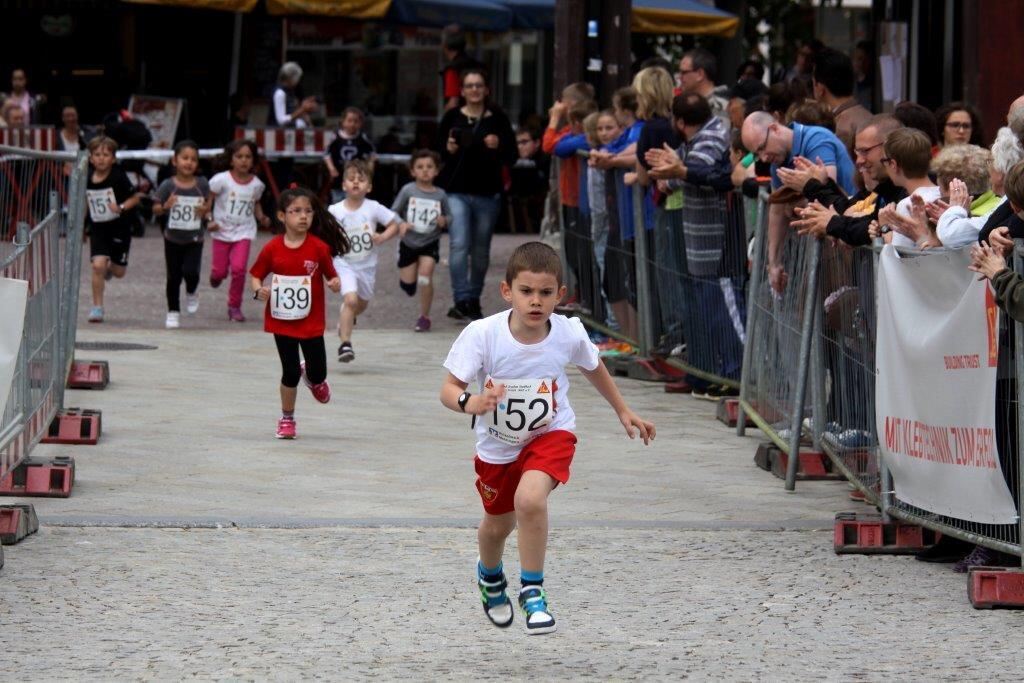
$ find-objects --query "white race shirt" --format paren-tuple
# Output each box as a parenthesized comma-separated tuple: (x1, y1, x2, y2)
(209, 171, 265, 242)
(443, 311, 601, 464)
(891, 185, 942, 249)
(328, 198, 396, 269)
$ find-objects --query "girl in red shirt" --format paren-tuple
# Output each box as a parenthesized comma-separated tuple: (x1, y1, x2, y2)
(250, 188, 350, 439)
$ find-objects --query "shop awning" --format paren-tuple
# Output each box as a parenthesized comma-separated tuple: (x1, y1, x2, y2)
(632, 0, 738, 37)
(266, 0, 388, 17)
(122, 0, 258, 10)
(385, 0, 512, 31)
(499, 0, 738, 37)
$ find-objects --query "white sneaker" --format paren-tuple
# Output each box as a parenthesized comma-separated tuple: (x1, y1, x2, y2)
(185, 294, 199, 315)
(165, 312, 180, 329)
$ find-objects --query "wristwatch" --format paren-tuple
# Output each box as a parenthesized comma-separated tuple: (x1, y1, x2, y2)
(457, 391, 472, 413)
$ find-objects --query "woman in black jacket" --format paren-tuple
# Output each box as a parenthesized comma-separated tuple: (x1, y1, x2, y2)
(436, 68, 516, 320)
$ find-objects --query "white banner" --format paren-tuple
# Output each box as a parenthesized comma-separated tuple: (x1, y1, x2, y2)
(876, 246, 1017, 523)
(0, 277, 28, 420)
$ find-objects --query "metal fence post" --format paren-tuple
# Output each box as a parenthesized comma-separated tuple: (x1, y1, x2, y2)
(810, 293, 827, 452)
(60, 153, 88, 389)
(784, 237, 822, 491)
(632, 184, 654, 353)
(736, 190, 767, 437)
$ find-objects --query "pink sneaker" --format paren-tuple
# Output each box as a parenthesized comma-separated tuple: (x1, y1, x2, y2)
(228, 307, 246, 322)
(300, 362, 331, 404)
(276, 417, 296, 439)
(414, 316, 431, 332)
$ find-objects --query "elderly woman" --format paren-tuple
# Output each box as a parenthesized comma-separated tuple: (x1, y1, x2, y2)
(267, 62, 317, 129)
(935, 129, 1024, 247)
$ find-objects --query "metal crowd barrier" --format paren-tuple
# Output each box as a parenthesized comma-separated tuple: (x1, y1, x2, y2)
(0, 146, 88, 483)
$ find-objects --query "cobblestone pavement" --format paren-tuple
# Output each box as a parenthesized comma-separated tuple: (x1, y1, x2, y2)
(2, 233, 1023, 679)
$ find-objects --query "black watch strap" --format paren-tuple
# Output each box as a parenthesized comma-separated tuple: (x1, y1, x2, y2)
(457, 391, 471, 413)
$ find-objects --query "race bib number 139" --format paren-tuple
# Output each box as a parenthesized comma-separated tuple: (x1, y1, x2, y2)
(485, 377, 555, 446)
(270, 274, 312, 321)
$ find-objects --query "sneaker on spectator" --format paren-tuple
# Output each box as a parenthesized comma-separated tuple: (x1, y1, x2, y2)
(467, 299, 484, 320)
(88, 306, 104, 323)
(300, 362, 331, 404)
(414, 316, 431, 332)
(185, 294, 199, 315)
(165, 312, 180, 329)
(952, 545, 1001, 573)
(447, 304, 466, 321)
(276, 417, 296, 440)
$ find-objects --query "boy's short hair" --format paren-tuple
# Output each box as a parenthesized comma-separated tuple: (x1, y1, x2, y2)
(1005, 161, 1024, 210)
(884, 127, 932, 178)
(409, 148, 441, 168)
(87, 136, 118, 154)
(786, 99, 836, 132)
(562, 81, 595, 105)
(568, 98, 598, 125)
(342, 106, 365, 122)
(343, 159, 372, 180)
(613, 87, 638, 115)
(671, 93, 711, 128)
(505, 241, 563, 287)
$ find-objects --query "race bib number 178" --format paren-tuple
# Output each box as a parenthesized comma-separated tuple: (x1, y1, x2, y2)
(484, 377, 556, 446)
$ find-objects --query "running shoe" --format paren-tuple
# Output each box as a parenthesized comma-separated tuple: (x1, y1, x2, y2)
(467, 299, 484, 320)
(185, 294, 199, 315)
(210, 274, 224, 288)
(104, 267, 113, 281)
(228, 307, 245, 322)
(337, 341, 354, 363)
(414, 316, 431, 332)
(276, 417, 297, 440)
(447, 304, 467, 321)
(165, 311, 180, 329)
(952, 545, 1009, 573)
(300, 362, 331, 404)
(518, 586, 556, 635)
(477, 565, 514, 628)
(87, 306, 104, 323)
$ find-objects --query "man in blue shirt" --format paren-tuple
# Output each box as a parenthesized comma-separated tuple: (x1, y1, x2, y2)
(740, 111, 856, 293)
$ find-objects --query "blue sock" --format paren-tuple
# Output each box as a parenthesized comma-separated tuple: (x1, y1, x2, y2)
(478, 560, 503, 580)
(521, 569, 544, 587)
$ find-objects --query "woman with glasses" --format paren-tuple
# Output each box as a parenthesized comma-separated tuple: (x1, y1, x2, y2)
(935, 101, 985, 147)
(435, 68, 516, 321)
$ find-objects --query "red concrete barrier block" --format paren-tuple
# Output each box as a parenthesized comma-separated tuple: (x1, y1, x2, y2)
(0, 504, 39, 544)
(969, 568, 1024, 609)
(754, 443, 842, 481)
(833, 512, 937, 554)
(0, 456, 74, 498)
(716, 398, 739, 427)
(41, 408, 102, 445)
(68, 360, 109, 390)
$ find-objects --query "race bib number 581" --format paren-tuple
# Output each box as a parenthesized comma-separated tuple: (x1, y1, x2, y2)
(485, 377, 555, 446)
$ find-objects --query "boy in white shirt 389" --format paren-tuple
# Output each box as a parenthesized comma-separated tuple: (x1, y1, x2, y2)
(441, 241, 655, 635)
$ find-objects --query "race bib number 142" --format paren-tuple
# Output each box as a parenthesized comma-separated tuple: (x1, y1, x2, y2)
(485, 377, 555, 446)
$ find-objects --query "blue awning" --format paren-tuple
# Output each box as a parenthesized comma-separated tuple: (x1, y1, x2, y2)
(499, 0, 738, 37)
(386, 0, 513, 32)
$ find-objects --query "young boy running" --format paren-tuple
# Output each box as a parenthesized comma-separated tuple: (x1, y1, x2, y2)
(392, 149, 453, 332)
(328, 159, 400, 362)
(440, 241, 655, 635)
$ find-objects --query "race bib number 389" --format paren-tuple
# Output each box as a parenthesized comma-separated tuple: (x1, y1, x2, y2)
(485, 377, 556, 446)
(344, 222, 374, 262)
(270, 274, 312, 321)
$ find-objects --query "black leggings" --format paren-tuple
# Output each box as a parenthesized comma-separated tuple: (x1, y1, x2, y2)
(164, 239, 203, 312)
(274, 334, 327, 388)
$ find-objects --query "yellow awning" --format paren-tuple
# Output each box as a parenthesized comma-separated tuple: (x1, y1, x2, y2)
(122, 0, 258, 11)
(632, 5, 739, 38)
(266, 0, 390, 17)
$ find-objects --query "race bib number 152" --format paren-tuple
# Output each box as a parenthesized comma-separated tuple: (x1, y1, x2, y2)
(484, 377, 555, 446)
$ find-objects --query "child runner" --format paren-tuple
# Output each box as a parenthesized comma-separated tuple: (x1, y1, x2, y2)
(84, 136, 140, 323)
(152, 140, 211, 329)
(328, 159, 400, 362)
(250, 187, 348, 439)
(440, 241, 655, 635)
(392, 149, 453, 332)
(324, 106, 377, 204)
(209, 139, 270, 322)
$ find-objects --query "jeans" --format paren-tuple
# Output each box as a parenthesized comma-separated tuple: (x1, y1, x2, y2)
(164, 239, 203, 312)
(448, 193, 501, 303)
(211, 238, 252, 309)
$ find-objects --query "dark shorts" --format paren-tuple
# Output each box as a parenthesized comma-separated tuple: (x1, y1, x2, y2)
(397, 239, 440, 269)
(89, 224, 133, 267)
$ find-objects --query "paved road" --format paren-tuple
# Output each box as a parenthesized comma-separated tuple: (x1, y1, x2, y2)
(2, 231, 1023, 680)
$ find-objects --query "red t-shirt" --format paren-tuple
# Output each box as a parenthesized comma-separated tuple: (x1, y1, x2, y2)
(443, 67, 461, 100)
(249, 234, 338, 339)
